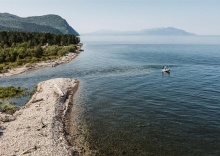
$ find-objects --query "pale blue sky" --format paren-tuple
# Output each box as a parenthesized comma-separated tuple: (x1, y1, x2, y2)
(0, 0, 220, 35)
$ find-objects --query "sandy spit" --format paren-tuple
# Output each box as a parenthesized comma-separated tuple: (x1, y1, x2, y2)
(0, 78, 84, 156)
(0, 52, 78, 78)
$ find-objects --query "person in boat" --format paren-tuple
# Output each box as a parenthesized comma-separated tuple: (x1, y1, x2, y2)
(162, 66, 167, 70)
(162, 66, 170, 73)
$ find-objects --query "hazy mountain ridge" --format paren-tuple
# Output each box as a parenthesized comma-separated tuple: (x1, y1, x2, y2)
(0, 13, 79, 36)
(83, 27, 196, 36)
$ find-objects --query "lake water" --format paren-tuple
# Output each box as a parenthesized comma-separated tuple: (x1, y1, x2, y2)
(1, 35, 220, 155)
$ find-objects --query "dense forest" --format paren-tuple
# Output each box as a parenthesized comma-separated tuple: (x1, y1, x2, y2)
(0, 31, 80, 73)
(0, 31, 80, 47)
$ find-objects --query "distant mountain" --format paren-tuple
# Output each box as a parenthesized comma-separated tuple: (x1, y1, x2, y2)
(139, 27, 195, 36)
(0, 13, 79, 36)
(83, 27, 196, 36)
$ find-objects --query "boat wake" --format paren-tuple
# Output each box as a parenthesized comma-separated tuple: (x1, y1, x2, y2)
(75, 65, 176, 77)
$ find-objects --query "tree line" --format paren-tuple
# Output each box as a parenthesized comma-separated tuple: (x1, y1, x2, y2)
(0, 31, 80, 48)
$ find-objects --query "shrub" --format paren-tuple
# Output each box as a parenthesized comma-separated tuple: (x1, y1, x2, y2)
(58, 48, 68, 56)
(0, 86, 27, 99)
(66, 45, 76, 52)
(0, 103, 18, 114)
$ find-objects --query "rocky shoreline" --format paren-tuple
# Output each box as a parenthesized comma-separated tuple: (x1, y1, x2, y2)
(0, 78, 84, 156)
(0, 52, 78, 79)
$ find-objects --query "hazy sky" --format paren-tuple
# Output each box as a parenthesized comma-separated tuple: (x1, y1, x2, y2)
(0, 0, 220, 35)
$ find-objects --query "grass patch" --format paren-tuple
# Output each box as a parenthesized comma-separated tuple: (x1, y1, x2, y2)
(0, 86, 27, 99)
(0, 103, 18, 115)
(0, 86, 27, 114)
(0, 85, 39, 114)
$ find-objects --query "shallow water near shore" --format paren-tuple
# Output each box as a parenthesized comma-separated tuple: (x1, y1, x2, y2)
(1, 35, 220, 155)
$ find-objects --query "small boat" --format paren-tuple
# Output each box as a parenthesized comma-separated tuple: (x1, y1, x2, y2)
(162, 66, 170, 73)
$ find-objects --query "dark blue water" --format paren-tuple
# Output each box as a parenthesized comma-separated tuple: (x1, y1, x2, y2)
(0, 36, 220, 155)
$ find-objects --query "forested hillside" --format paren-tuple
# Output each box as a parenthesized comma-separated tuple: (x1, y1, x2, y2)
(0, 13, 79, 36)
(0, 25, 21, 32)
(25, 14, 79, 35)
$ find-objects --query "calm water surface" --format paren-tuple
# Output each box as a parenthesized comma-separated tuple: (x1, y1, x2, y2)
(1, 36, 220, 155)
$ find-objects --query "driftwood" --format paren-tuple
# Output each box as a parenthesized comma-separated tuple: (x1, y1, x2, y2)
(32, 98, 43, 103)
(22, 146, 38, 154)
